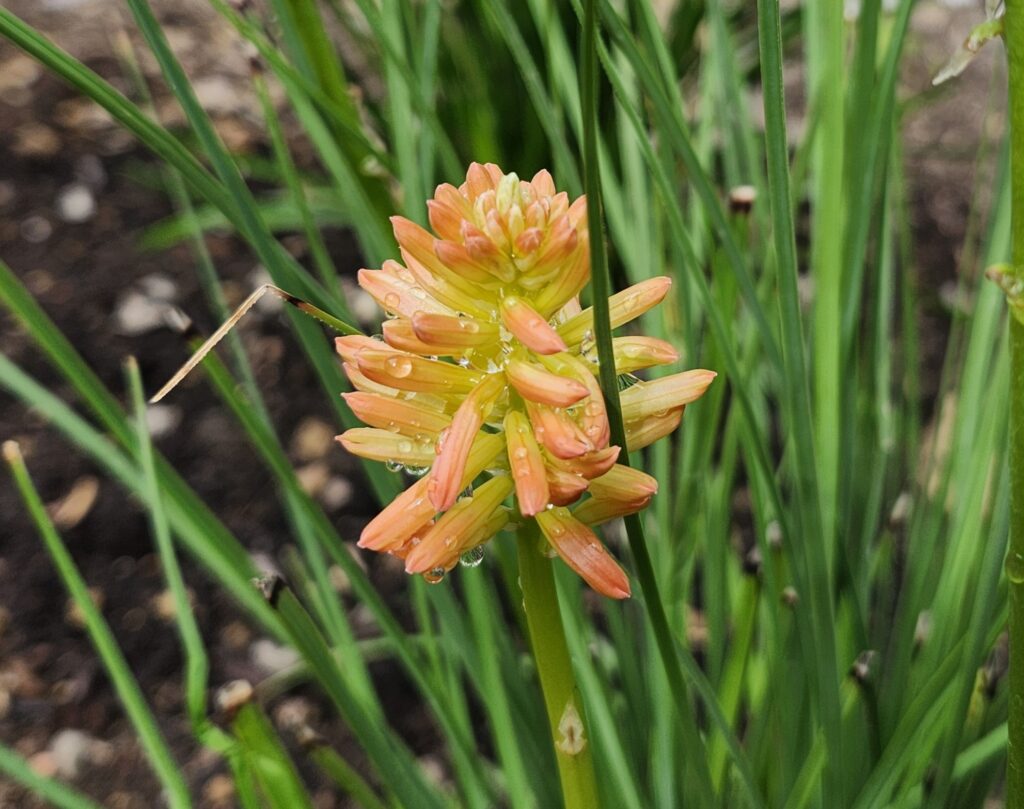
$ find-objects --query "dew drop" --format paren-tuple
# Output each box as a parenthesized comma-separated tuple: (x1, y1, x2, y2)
(387, 355, 414, 378)
(386, 420, 400, 433)
(410, 286, 427, 300)
(405, 465, 430, 477)
(385, 459, 404, 473)
(460, 546, 486, 568)
(371, 333, 385, 342)
(423, 568, 446, 585)
(514, 447, 528, 460)
(435, 428, 450, 454)
(584, 401, 601, 416)
(542, 544, 558, 558)
(384, 292, 401, 312)
(398, 439, 413, 454)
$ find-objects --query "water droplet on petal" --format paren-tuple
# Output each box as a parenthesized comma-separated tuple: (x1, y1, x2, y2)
(514, 447, 528, 460)
(424, 568, 446, 584)
(384, 292, 400, 312)
(460, 546, 486, 567)
(385, 459, 405, 473)
(387, 355, 414, 378)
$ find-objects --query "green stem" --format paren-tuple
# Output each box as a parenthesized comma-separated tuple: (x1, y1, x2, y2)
(1007, 2, 1024, 805)
(579, 1, 716, 803)
(517, 520, 600, 809)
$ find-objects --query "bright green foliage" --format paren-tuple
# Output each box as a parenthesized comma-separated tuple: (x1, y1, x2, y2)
(0, 1, 1014, 807)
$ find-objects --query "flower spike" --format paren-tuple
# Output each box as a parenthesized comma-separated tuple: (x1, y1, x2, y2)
(335, 164, 714, 596)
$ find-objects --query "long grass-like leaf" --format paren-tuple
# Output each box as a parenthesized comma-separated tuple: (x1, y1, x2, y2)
(4, 441, 192, 809)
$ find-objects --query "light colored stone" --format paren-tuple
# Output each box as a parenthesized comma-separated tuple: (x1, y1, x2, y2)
(56, 183, 97, 224)
(291, 417, 335, 462)
(12, 123, 60, 158)
(115, 291, 169, 335)
(145, 404, 182, 439)
(20, 215, 53, 244)
(250, 638, 300, 674)
(321, 476, 354, 510)
(296, 462, 330, 497)
(48, 730, 93, 779)
(47, 476, 100, 530)
(203, 774, 235, 806)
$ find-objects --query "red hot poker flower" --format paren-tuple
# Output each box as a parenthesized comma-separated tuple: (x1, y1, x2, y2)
(337, 162, 714, 598)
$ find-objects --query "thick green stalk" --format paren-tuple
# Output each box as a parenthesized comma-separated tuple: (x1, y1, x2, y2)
(517, 520, 599, 809)
(1006, 1, 1024, 804)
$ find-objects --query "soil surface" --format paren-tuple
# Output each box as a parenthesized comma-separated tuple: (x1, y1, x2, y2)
(0, 0, 1005, 806)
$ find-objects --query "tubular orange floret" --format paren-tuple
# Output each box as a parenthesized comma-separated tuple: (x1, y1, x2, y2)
(547, 467, 590, 506)
(505, 359, 589, 408)
(558, 276, 673, 345)
(406, 475, 514, 574)
(620, 369, 717, 422)
(356, 349, 482, 394)
(536, 508, 631, 599)
(336, 428, 436, 467)
(381, 319, 463, 356)
(611, 336, 680, 373)
(625, 408, 684, 452)
(525, 402, 593, 459)
(411, 312, 499, 348)
(341, 392, 451, 437)
(546, 445, 621, 480)
(573, 493, 652, 527)
(356, 267, 452, 319)
(428, 374, 506, 511)
(505, 410, 550, 516)
(587, 464, 659, 505)
(335, 334, 397, 364)
(499, 295, 568, 355)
